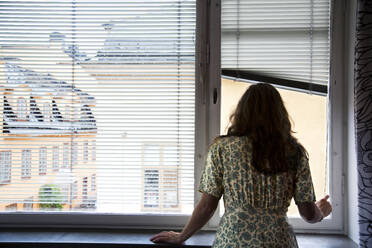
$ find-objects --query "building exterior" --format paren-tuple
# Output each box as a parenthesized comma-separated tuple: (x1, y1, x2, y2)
(78, 20, 194, 213)
(0, 44, 97, 211)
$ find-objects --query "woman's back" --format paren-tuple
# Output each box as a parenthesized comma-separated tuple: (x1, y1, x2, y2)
(151, 84, 330, 247)
(199, 136, 316, 248)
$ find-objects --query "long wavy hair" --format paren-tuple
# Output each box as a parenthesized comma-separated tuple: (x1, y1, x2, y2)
(224, 83, 306, 174)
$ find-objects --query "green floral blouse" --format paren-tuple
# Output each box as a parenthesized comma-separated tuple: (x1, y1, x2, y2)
(199, 136, 316, 248)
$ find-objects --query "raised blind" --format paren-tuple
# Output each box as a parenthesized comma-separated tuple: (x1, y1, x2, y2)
(0, 0, 196, 214)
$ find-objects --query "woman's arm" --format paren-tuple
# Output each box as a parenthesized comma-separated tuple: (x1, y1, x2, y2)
(150, 193, 220, 244)
(297, 195, 332, 223)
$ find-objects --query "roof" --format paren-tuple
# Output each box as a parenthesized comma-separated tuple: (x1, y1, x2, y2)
(4, 62, 95, 102)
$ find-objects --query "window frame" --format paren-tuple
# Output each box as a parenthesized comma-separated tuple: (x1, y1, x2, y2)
(0, 0, 199, 229)
(287, 0, 345, 233)
(0, 0, 345, 233)
(202, 0, 345, 233)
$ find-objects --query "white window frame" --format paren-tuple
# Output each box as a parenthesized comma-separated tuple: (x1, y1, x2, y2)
(286, 0, 344, 233)
(0, 0, 344, 233)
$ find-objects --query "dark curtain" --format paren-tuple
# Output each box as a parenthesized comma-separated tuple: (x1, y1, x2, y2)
(355, 1, 372, 247)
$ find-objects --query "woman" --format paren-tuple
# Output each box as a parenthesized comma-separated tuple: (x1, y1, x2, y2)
(150, 83, 332, 247)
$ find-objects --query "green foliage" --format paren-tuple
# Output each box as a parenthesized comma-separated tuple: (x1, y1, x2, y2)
(38, 184, 63, 210)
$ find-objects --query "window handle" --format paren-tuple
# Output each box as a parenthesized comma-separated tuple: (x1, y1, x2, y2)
(213, 88, 218, 104)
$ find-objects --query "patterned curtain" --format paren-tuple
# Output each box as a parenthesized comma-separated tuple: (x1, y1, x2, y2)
(355, 1, 372, 247)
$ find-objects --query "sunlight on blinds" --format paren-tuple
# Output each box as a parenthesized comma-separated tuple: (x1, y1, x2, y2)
(0, 0, 195, 214)
(222, 0, 330, 86)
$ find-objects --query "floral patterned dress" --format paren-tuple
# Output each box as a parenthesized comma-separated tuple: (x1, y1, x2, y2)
(199, 136, 316, 248)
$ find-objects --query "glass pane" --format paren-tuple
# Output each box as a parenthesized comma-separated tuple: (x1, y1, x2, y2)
(220, 78, 328, 217)
(0, 0, 195, 215)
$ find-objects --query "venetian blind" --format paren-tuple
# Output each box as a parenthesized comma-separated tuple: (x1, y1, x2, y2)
(0, 0, 195, 214)
(221, 0, 330, 90)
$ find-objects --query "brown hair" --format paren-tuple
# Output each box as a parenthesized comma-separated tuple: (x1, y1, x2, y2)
(224, 83, 306, 174)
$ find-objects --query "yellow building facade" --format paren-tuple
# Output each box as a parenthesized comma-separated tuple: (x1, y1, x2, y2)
(0, 45, 97, 211)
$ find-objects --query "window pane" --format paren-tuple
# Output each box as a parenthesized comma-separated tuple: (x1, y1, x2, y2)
(0, 0, 195, 215)
(220, 78, 327, 217)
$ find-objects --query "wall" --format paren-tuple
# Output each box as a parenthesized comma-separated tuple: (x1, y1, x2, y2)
(344, 0, 359, 243)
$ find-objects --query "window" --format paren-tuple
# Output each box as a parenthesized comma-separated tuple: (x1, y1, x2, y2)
(0, 151, 11, 184)
(163, 170, 179, 209)
(52, 146, 59, 171)
(17, 98, 27, 120)
(21, 150, 31, 179)
(91, 174, 96, 192)
(71, 142, 78, 167)
(143, 169, 159, 208)
(142, 144, 180, 211)
(71, 181, 78, 201)
(83, 142, 88, 163)
(214, 0, 343, 231)
(23, 197, 33, 211)
(91, 141, 96, 161)
(39, 147, 47, 175)
(63, 143, 70, 169)
(82, 177, 88, 206)
(0, 0, 343, 232)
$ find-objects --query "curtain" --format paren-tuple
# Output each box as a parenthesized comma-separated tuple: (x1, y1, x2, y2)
(355, 1, 372, 247)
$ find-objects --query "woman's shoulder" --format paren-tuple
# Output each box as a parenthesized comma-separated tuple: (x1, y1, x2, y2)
(211, 135, 250, 150)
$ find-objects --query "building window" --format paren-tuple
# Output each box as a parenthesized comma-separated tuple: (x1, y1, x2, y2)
(63, 143, 69, 169)
(142, 144, 179, 210)
(163, 170, 178, 208)
(83, 141, 88, 162)
(17, 97, 27, 120)
(39, 147, 47, 175)
(0, 151, 11, 184)
(143, 170, 159, 208)
(52, 146, 59, 171)
(21, 149, 31, 179)
(91, 140, 96, 161)
(91, 174, 96, 192)
(23, 197, 33, 211)
(82, 177, 88, 204)
(71, 142, 78, 166)
(71, 181, 78, 200)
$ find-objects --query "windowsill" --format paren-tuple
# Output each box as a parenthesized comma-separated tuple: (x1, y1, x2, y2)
(0, 228, 358, 248)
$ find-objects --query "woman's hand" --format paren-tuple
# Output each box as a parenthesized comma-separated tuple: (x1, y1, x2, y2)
(150, 231, 185, 244)
(316, 195, 332, 219)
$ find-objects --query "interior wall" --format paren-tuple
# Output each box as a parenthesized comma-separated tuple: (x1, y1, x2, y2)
(344, 0, 359, 243)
